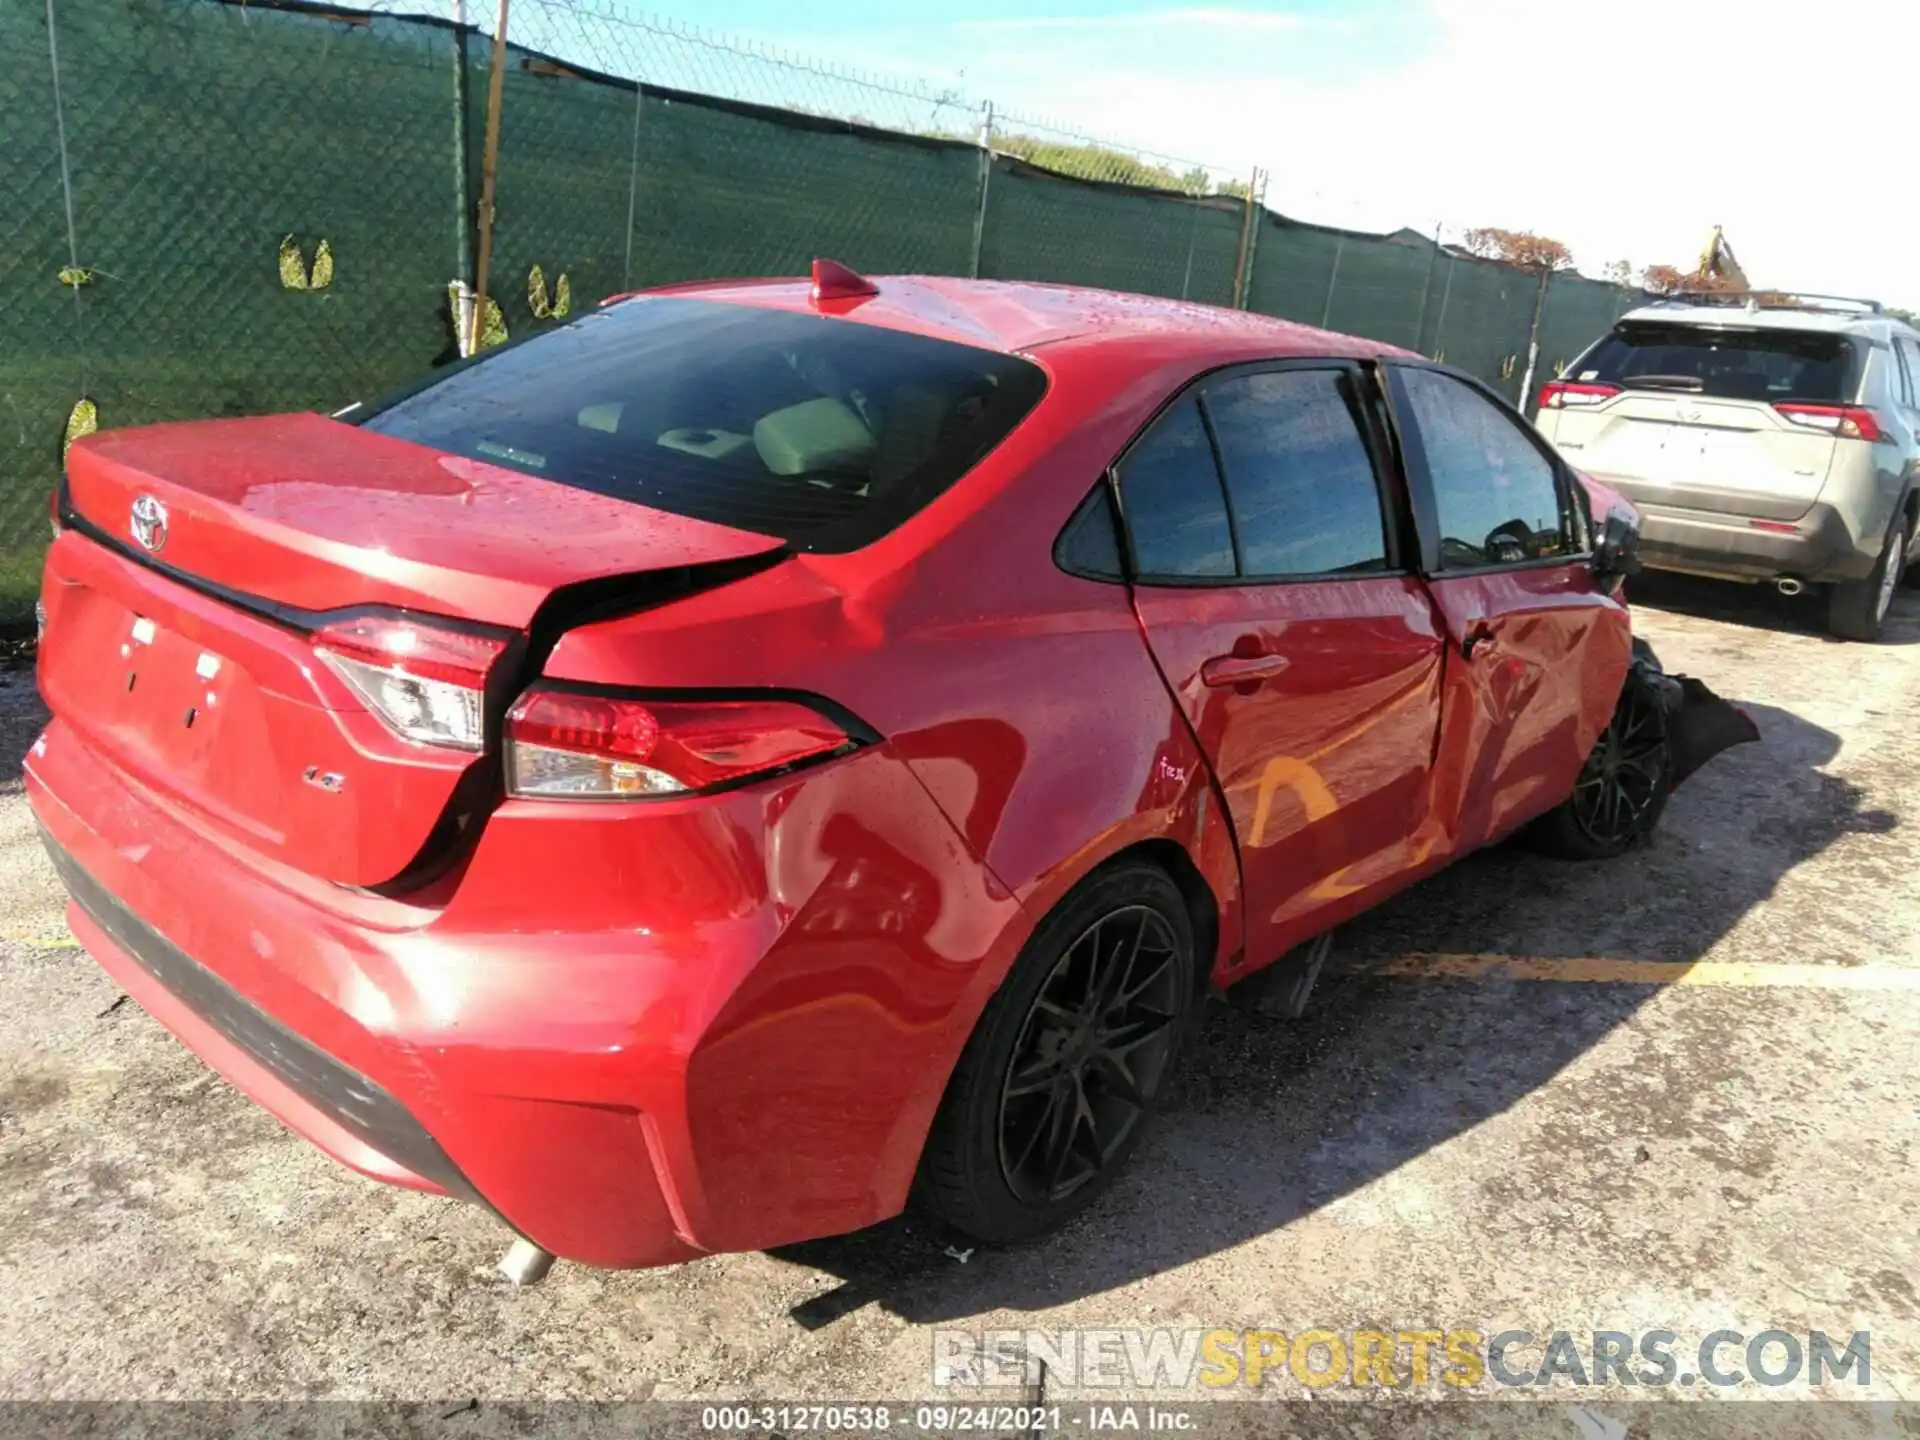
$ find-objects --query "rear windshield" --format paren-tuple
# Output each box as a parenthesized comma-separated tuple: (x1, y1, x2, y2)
(356, 296, 1048, 551)
(1576, 323, 1862, 404)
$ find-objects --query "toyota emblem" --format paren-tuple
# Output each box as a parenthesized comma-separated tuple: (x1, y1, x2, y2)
(129, 494, 168, 553)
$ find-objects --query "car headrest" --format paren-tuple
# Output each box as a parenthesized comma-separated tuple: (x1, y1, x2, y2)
(753, 397, 876, 478)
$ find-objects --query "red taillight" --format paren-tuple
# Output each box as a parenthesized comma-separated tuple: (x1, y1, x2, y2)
(1748, 519, 1800, 535)
(1774, 402, 1886, 442)
(312, 612, 509, 751)
(1539, 381, 1620, 410)
(505, 688, 854, 799)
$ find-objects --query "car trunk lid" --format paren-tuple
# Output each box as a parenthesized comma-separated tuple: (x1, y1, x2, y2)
(45, 414, 785, 888)
(1540, 320, 1862, 521)
(64, 412, 785, 627)
(1548, 393, 1841, 521)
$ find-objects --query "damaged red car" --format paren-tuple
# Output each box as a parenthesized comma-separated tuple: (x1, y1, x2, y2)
(28, 264, 1752, 1271)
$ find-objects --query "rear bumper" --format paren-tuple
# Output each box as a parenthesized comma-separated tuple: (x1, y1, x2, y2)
(26, 713, 1024, 1268)
(43, 831, 485, 1208)
(1634, 500, 1877, 584)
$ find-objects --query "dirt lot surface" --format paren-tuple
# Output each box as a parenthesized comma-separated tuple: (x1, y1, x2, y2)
(2, 577, 1917, 1431)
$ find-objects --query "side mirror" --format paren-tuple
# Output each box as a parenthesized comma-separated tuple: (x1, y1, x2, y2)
(1593, 508, 1642, 590)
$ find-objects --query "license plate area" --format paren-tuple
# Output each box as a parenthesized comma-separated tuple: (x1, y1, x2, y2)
(46, 581, 290, 843)
(1611, 421, 1767, 485)
(112, 615, 236, 776)
(39, 530, 484, 885)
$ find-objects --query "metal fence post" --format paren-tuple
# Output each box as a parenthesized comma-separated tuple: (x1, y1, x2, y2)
(1230, 168, 1258, 309)
(450, 4, 472, 294)
(44, 0, 88, 400)
(621, 81, 645, 288)
(1412, 220, 1442, 353)
(1232, 168, 1265, 309)
(1430, 248, 1457, 361)
(467, 0, 510, 356)
(1177, 194, 1200, 302)
(968, 101, 993, 280)
(1517, 264, 1552, 411)
(1319, 234, 1346, 330)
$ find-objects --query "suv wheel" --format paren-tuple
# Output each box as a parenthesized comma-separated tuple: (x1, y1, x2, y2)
(1828, 512, 1909, 641)
(916, 863, 1196, 1244)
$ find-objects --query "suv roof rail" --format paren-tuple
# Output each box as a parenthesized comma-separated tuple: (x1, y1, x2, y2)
(1643, 289, 1885, 317)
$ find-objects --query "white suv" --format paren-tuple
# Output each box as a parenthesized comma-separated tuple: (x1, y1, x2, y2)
(1536, 294, 1920, 640)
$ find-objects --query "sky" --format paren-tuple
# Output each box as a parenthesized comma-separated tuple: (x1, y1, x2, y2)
(655, 0, 1920, 306)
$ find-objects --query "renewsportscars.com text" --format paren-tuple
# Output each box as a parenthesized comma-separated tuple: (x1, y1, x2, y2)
(932, 1327, 1871, 1391)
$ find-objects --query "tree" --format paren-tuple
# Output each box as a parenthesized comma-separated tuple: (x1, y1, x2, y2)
(1460, 227, 1574, 272)
(1602, 259, 1634, 286)
(1640, 265, 1690, 295)
(1641, 264, 1744, 297)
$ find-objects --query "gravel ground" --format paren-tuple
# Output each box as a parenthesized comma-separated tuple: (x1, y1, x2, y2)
(1, 577, 1917, 1431)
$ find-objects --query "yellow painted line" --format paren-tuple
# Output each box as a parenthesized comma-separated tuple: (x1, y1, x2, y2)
(1379, 952, 1920, 991)
(0, 930, 77, 948)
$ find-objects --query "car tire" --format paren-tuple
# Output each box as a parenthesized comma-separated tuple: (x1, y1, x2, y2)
(1828, 512, 1909, 641)
(916, 861, 1197, 1244)
(1522, 661, 1674, 861)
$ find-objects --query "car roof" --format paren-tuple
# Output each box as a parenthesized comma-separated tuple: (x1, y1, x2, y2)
(617, 273, 1419, 365)
(1615, 301, 1912, 341)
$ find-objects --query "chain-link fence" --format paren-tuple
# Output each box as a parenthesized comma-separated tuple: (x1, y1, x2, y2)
(0, 0, 1652, 626)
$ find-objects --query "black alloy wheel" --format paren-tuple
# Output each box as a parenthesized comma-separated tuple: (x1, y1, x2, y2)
(917, 862, 1197, 1243)
(995, 905, 1184, 1206)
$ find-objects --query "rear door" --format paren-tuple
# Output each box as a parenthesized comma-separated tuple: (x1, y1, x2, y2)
(1383, 363, 1630, 850)
(1893, 336, 1920, 565)
(1888, 334, 1920, 475)
(1538, 322, 1860, 521)
(1120, 362, 1445, 971)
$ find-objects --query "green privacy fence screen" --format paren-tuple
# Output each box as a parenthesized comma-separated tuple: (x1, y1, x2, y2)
(0, 0, 1652, 625)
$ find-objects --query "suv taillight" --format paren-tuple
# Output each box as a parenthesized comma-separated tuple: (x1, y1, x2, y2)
(1539, 381, 1620, 410)
(314, 613, 509, 751)
(1773, 402, 1886, 442)
(505, 687, 854, 799)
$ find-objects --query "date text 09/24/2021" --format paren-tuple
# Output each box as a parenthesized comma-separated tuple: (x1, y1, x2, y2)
(699, 1406, 1192, 1432)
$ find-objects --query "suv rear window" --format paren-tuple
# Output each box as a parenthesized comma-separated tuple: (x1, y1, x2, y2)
(357, 297, 1048, 551)
(1576, 323, 1861, 404)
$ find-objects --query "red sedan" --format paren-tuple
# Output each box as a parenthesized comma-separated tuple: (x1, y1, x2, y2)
(29, 264, 1749, 1271)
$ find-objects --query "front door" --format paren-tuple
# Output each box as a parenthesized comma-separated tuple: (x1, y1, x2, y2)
(1381, 363, 1631, 852)
(1118, 363, 1446, 975)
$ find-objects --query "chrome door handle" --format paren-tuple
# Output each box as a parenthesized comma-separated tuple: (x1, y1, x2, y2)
(1201, 653, 1290, 688)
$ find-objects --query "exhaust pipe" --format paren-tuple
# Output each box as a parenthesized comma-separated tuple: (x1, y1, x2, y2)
(1774, 576, 1805, 597)
(498, 1237, 555, 1286)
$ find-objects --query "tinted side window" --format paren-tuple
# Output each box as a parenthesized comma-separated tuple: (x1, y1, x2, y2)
(1885, 344, 1913, 407)
(1897, 339, 1920, 407)
(1055, 483, 1124, 580)
(1116, 399, 1235, 579)
(1399, 368, 1571, 568)
(1204, 369, 1388, 577)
